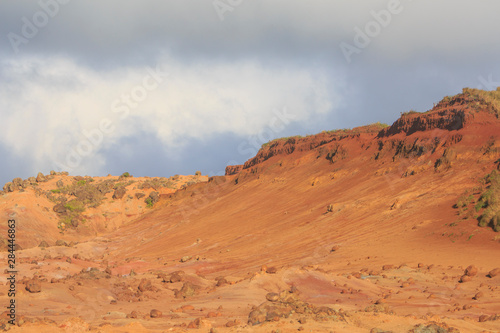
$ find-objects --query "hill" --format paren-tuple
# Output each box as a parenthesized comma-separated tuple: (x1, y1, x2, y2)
(0, 88, 499, 332)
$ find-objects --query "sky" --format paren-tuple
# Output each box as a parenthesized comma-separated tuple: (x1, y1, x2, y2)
(1, 0, 500, 186)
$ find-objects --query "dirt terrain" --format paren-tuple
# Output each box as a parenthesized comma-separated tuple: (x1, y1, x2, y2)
(1, 88, 500, 332)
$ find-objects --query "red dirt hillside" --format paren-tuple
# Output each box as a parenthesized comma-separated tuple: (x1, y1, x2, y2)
(1, 88, 500, 332)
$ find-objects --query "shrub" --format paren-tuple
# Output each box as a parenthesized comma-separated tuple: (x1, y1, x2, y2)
(64, 199, 85, 212)
(145, 197, 154, 208)
(121, 172, 131, 178)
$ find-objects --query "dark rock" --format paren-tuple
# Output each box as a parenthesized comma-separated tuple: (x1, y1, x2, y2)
(150, 309, 162, 318)
(53, 203, 67, 214)
(465, 265, 478, 277)
(409, 322, 460, 333)
(145, 191, 159, 206)
(38, 241, 50, 248)
(3, 182, 14, 192)
(56, 180, 64, 188)
(175, 282, 200, 298)
(12, 178, 23, 189)
(215, 276, 229, 287)
(135, 192, 146, 199)
(25, 278, 42, 293)
(112, 187, 127, 199)
(266, 293, 279, 302)
(138, 278, 153, 292)
(225, 165, 243, 176)
(36, 172, 47, 182)
(126, 311, 138, 319)
(28, 177, 37, 185)
(487, 267, 500, 278)
(55, 240, 68, 247)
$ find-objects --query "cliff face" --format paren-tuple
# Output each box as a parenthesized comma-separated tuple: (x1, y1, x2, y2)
(228, 123, 387, 174)
(377, 109, 470, 137)
(226, 89, 500, 176)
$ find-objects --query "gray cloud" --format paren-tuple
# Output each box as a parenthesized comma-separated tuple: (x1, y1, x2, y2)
(0, 0, 499, 186)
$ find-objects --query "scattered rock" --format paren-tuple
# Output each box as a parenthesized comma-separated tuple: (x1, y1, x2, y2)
(112, 187, 127, 200)
(25, 278, 42, 293)
(38, 241, 50, 248)
(459, 275, 472, 283)
(266, 267, 278, 274)
(145, 191, 159, 206)
(180, 256, 192, 263)
(473, 291, 484, 300)
(162, 271, 185, 283)
(126, 311, 138, 319)
(175, 282, 200, 298)
(138, 278, 153, 292)
(150, 309, 162, 318)
(53, 203, 67, 214)
(215, 276, 229, 287)
(55, 240, 68, 247)
(225, 319, 239, 327)
(408, 322, 460, 333)
(464, 265, 478, 277)
(330, 245, 340, 252)
(3, 182, 14, 193)
(478, 315, 490, 322)
(12, 178, 23, 189)
(266, 293, 280, 302)
(487, 268, 500, 278)
(36, 172, 47, 182)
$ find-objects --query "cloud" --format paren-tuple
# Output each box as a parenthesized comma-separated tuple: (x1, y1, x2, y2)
(2, 0, 500, 67)
(0, 55, 340, 177)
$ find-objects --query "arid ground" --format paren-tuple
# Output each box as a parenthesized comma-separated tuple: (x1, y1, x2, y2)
(1, 88, 500, 332)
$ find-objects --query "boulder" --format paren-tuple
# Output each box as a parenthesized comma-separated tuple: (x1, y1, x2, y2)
(150, 309, 162, 318)
(138, 278, 153, 292)
(175, 282, 200, 298)
(3, 182, 14, 193)
(112, 187, 127, 200)
(464, 265, 478, 277)
(12, 178, 23, 189)
(25, 278, 42, 293)
(487, 268, 500, 278)
(36, 172, 47, 182)
(53, 203, 67, 214)
(38, 241, 50, 248)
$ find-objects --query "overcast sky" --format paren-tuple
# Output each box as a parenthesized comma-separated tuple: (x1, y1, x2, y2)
(1, 0, 499, 186)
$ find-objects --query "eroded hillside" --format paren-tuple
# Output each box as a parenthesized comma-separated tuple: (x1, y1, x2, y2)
(0, 88, 499, 332)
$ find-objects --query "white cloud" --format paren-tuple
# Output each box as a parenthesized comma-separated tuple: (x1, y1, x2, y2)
(0, 55, 340, 176)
